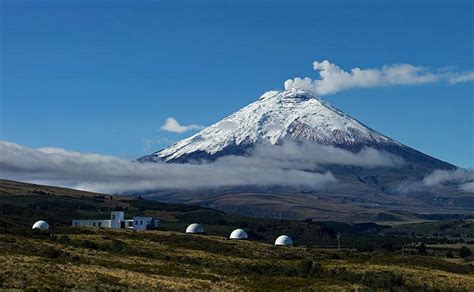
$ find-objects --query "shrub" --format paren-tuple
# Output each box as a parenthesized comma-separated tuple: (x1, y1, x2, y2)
(42, 247, 63, 259)
(363, 271, 404, 288)
(446, 250, 454, 258)
(58, 235, 71, 244)
(459, 246, 472, 259)
(417, 243, 428, 256)
(295, 260, 322, 277)
(80, 239, 99, 250)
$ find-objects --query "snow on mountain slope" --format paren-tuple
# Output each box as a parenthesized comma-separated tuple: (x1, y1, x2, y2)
(145, 89, 402, 162)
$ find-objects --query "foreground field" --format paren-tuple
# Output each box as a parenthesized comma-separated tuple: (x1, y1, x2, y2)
(1, 179, 473, 290)
(1, 228, 473, 290)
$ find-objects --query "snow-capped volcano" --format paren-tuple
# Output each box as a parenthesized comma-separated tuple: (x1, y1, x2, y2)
(142, 89, 403, 163)
(139, 89, 463, 221)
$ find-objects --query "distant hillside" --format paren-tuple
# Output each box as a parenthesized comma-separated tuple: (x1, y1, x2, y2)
(0, 179, 388, 247)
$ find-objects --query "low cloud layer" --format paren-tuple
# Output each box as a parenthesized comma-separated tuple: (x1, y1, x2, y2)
(284, 60, 474, 96)
(398, 168, 474, 194)
(0, 140, 404, 194)
(227, 141, 405, 170)
(160, 117, 204, 133)
(0, 141, 334, 193)
(423, 168, 474, 193)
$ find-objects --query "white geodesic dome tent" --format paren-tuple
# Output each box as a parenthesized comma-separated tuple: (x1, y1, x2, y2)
(186, 223, 204, 234)
(229, 228, 248, 239)
(32, 220, 49, 231)
(274, 235, 293, 246)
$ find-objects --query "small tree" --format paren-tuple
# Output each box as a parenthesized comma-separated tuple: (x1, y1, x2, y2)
(459, 246, 472, 259)
(417, 243, 428, 256)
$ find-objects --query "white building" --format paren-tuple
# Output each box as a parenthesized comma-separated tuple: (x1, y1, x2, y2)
(132, 217, 155, 231)
(32, 220, 49, 231)
(186, 223, 204, 234)
(72, 211, 159, 231)
(229, 229, 248, 240)
(274, 235, 293, 246)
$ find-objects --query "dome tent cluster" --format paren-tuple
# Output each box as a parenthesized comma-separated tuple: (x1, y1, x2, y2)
(185, 223, 293, 246)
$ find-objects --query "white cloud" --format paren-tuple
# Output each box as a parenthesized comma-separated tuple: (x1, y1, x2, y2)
(0, 140, 405, 194)
(234, 141, 405, 169)
(0, 140, 336, 193)
(398, 168, 474, 194)
(422, 168, 474, 189)
(284, 60, 474, 96)
(448, 71, 474, 84)
(160, 117, 204, 133)
(460, 182, 474, 193)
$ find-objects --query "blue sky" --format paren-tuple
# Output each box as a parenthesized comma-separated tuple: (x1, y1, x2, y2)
(1, 0, 473, 168)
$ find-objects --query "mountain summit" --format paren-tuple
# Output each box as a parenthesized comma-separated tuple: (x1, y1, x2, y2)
(141, 89, 446, 170)
(138, 90, 469, 221)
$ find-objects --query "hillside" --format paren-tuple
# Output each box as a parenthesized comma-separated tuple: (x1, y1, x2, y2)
(2, 228, 474, 290)
(1, 179, 473, 290)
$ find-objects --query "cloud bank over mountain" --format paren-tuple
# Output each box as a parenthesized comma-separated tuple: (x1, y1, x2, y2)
(0, 141, 332, 193)
(0, 140, 406, 193)
(284, 60, 474, 96)
(423, 168, 474, 193)
(397, 168, 474, 194)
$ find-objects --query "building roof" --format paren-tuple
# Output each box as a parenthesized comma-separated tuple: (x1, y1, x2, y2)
(229, 228, 248, 239)
(186, 223, 204, 234)
(32, 220, 49, 230)
(274, 235, 293, 246)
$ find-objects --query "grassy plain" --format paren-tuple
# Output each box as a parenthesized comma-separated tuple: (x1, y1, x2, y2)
(1, 179, 473, 290)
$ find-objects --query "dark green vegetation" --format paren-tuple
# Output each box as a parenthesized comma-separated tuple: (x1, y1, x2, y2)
(1, 179, 473, 290)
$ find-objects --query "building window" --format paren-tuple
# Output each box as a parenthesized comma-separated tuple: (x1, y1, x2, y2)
(112, 215, 115, 219)
(98, 222, 102, 227)
(140, 220, 143, 225)
(93, 222, 96, 227)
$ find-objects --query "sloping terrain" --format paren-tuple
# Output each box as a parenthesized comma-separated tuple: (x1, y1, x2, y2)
(0, 179, 473, 290)
(2, 228, 473, 290)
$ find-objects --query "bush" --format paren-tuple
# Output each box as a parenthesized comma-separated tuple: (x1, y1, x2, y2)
(446, 250, 454, 258)
(295, 260, 322, 277)
(80, 239, 99, 250)
(109, 239, 125, 252)
(58, 235, 71, 244)
(417, 243, 428, 256)
(42, 247, 63, 259)
(459, 246, 472, 259)
(363, 271, 404, 288)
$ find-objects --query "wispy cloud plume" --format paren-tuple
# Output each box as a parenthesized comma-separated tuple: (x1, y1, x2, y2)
(448, 71, 474, 84)
(284, 60, 474, 96)
(160, 117, 204, 133)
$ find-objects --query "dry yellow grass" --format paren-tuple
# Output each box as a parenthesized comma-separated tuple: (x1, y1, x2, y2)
(323, 261, 474, 290)
(1, 228, 473, 290)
